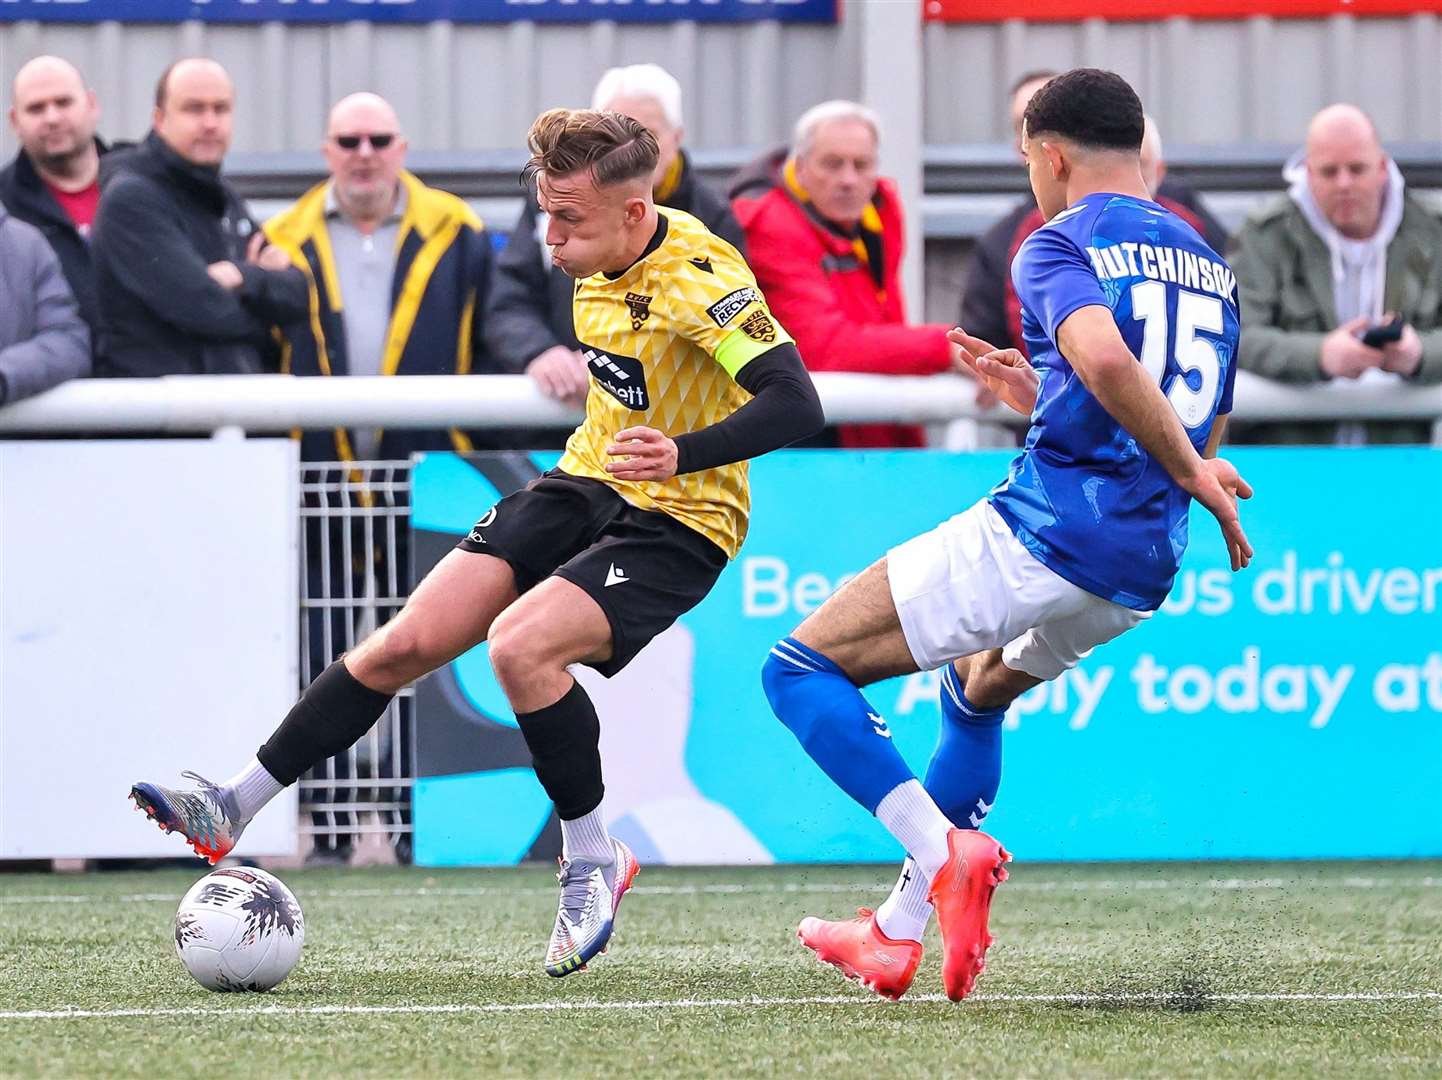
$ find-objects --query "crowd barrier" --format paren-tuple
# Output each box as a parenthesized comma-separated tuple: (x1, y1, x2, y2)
(3, 373, 1440, 438)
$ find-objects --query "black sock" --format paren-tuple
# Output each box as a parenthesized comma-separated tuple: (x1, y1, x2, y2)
(515, 680, 604, 820)
(257, 660, 395, 785)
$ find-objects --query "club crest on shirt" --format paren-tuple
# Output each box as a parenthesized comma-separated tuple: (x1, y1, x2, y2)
(624, 292, 653, 331)
(739, 309, 777, 344)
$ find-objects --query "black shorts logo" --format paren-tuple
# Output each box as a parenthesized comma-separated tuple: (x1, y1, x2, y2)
(467, 506, 497, 544)
(739, 309, 777, 344)
(583, 347, 650, 411)
(625, 292, 652, 331)
(706, 287, 760, 327)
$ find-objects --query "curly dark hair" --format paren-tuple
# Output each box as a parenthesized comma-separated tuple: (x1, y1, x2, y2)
(1021, 68, 1144, 153)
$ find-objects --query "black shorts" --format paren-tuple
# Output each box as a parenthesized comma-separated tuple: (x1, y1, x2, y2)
(456, 470, 728, 677)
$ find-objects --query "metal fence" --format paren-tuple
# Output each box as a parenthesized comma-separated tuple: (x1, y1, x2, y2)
(297, 461, 413, 859)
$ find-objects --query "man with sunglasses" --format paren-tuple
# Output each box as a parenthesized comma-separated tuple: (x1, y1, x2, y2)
(262, 92, 496, 464)
(257, 94, 498, 862)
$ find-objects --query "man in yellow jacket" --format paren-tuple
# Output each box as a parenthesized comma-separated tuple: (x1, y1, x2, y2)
(264, 92, 494, 463)
(263, 94, 497, 859)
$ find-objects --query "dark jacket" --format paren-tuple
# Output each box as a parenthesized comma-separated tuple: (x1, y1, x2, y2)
(1228, 191, 1442, 444)
(0, 137, 108, 334)
(91, 131, 309, 377)
(960, 177, 1230, 357)
(263, 171, 498, 462)
(731, 147, 951, 448)
(485, 149, 746, 371)
(0, 203, 91, 402)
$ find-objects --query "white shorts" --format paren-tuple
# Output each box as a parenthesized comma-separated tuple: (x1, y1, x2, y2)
(887, 500, 1150, 680)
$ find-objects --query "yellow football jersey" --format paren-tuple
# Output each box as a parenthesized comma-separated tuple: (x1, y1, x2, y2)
(557, 208, 794, 558)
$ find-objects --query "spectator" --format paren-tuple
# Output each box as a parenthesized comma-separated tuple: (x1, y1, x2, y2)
(961, 73, 1227, 357)
(487, 63, 743, 435)
(264, 93, 499, 862)
(91, 58, 308, 378)
(0, 203, 90, 403)
(1230, 104, 1442, 444)
(732, 100, 975, 448)
(1, 56, 109, 336)
(263, 91, 495, 462)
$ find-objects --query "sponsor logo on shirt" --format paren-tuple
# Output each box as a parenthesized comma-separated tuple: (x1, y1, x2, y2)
(706, 287, 760, 327)
(583, 347, 650, 411)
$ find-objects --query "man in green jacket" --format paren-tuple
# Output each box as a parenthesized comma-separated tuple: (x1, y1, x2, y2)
(1229, 104, 1441, 444)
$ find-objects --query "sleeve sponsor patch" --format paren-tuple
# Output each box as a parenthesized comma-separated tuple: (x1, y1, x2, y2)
(706, 287, 761, 327)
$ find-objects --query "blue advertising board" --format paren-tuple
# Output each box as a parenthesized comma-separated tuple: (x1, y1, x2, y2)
(410, 447, 1442, 866)
(0, 0, 835, 23)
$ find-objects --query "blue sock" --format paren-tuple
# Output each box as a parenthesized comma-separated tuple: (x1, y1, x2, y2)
(925, 662, 1004, 829)
(761, 637, 915, 814)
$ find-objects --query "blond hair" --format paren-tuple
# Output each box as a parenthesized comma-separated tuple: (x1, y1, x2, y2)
(523, 108, 659, 188)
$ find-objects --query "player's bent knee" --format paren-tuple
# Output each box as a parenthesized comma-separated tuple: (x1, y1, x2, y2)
(762, 641, 836, 739)
(965, 655, 1038, 711)
(760, 648, 791, 718)
(486, 616, 559, 691)
(351, 620, 429, 685)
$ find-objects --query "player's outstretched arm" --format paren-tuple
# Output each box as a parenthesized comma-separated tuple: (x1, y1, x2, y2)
(1056, 305, 1254, 571)
(948, 328, 1039, 416)
(605, 342, 823, 482)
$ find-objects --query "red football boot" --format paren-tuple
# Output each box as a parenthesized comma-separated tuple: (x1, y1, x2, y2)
(928, 829, 1011, 1002)
(797, 907, 923, 1001)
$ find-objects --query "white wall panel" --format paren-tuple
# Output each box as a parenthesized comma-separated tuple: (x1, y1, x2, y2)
(0, 439, 299, 860)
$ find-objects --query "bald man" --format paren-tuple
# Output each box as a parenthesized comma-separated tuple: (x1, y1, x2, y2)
(1, 56, 107, 332)
(261, 94, 497, 857)
(262, 91, 496, 463)
(1230, 103, 1442, 443)
(90, 58, 308, 377)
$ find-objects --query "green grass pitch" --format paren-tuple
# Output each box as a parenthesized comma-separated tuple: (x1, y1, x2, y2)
(4, 861, 1441, 1078)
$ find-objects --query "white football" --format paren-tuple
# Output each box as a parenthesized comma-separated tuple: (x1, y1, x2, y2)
(174, 866, 305, 992)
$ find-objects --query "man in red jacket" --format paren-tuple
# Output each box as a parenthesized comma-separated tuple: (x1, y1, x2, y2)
(732, 101, 982, 448)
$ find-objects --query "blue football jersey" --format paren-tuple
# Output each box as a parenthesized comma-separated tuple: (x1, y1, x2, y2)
(988, 192, 1240, 611)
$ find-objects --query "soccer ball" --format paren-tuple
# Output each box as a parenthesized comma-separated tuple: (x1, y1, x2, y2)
(174, 866, 305, 992)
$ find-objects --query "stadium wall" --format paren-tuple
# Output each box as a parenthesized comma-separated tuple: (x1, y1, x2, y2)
(0, 14, 1438, 162)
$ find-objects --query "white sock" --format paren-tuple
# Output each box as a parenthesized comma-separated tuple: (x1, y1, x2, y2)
(560, 808, 614, 869)
(874, 857, 933, 943)
(874, 779, 953, 882)
(222, 757, 284, 821)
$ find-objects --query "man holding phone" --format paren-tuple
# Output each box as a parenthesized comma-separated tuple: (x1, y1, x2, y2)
(1229, 103, 1441, 443)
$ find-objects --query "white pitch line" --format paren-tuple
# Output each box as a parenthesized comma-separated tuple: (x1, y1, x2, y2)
(3, 877, 1441, 906)
(3, 991, 1441, 1022)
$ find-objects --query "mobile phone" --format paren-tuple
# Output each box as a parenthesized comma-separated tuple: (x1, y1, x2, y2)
(1360, 314, 1405, 348)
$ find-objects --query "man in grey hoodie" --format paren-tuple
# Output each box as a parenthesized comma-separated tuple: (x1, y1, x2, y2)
(0, 202, 91, 404)
(1229, 104, 1442, 444)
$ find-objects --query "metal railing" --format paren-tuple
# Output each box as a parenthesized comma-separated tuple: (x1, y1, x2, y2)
(3, 372, 1441, 437)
